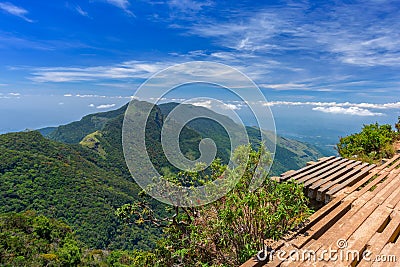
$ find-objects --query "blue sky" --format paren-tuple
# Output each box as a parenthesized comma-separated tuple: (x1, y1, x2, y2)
(0, 0, 400, 147)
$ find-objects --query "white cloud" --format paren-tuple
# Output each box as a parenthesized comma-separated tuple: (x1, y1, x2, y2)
(75, 5, 89, 17)
(220, 103, 241, 110)
(64, 94, 133, 100)
(31, 60, 169, 82)
(190, 100, 212, 109)
(0, 2, 33, 22)
(0, 92, 20, 99)
(96, 104, 116, 109)
(186, 10, 294, 52)
(260, 100, 399, 116)
(89, 104, 95, 107)
(168, 0, 213, 13)
(262, 101, 400, 110)
(96, 82, 132, 88)
(312, 106, 384, 116)
(0, 33, 88, 51)
(105, 0, 134, 16)
(180, 98, 242, 111)
(379, 102, 400, 109)
(106, 0, 129, 9)
(76, 94, 106, 98)
(182, 1, 400, 67)
(261, 83, 308, 90)
(209, 52, 237, 61)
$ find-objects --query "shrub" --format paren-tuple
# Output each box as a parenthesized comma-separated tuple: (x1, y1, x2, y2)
(336, 122, 396, 162)
(116, 145, 312, 266)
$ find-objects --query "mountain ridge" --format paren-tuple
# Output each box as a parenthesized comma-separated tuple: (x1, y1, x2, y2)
(40, 101, 327, 175)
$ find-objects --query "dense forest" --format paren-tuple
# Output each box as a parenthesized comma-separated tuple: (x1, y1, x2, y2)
(0, 211, 163, 266)
(0, 131, 162, 251)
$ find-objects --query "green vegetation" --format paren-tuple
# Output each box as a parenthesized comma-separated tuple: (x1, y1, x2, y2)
(42, 104, 128, 144)
(0, 211, 82, 266)
(0, 131, 161, 250)
(79, 131, 106, 157)
(158, 102, 326, 175)
(336, 122, 398, 163)
(116, 145, 312, 266)
(0, 211, 169, 266)
(395, 116, 400, 133)
(42, 101, 326, 176)
(0, 101, 325, 265)
(4, 102, 400, 266)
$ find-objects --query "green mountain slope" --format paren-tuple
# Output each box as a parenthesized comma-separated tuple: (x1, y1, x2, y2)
(159, 102, 325, 175)
(41, 104, 128, 144)
(1, 101, 203, 250)
(79, 101, 203, 177)
(41, 101, 325, 175)
(41, 101, 326, 176)
(0, 131, 160, 250)
(0, 211, 82, 266)
(0, 211, 157, 266)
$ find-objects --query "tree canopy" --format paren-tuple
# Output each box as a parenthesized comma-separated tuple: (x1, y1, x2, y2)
(116, 145, 312, 266)
(336, 122, 398, 162)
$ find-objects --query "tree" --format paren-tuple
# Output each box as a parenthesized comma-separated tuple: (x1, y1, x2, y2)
(0, 211, 81, 266)
(336, 122, 396, 162)
(116, 145, 312, 266)
(395, 116, 400, 133)
(57, 237, 82, 266)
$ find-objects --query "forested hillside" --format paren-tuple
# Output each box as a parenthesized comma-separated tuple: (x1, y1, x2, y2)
(0, 211, 82, 266)
(0, 212, 156, 266)
(42, 101, 326, 176)
(0, 101, 326, 253)
(0, 131, 161, 250)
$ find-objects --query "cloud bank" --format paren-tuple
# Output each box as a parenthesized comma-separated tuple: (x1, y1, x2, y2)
(96, 104, 116, 109)
(312, 106, 384, 116)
